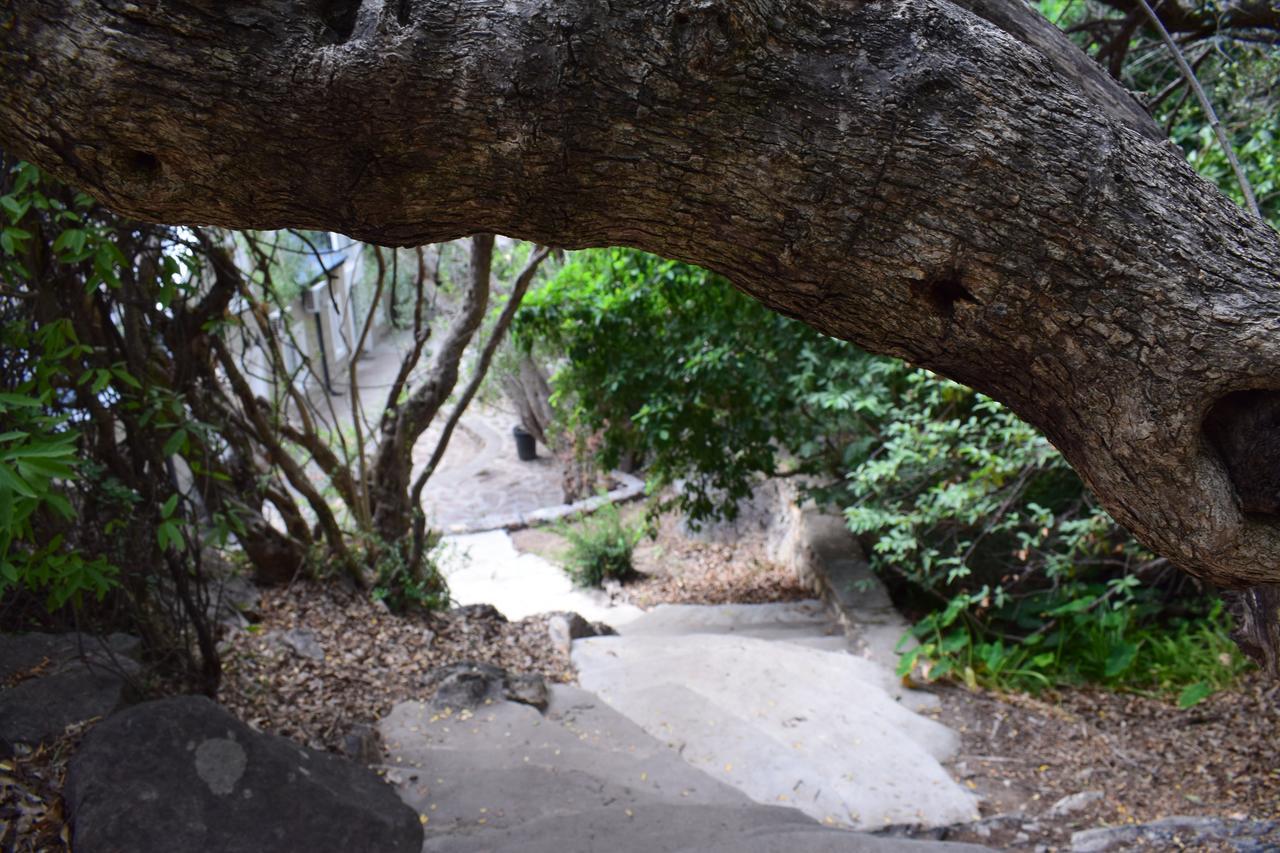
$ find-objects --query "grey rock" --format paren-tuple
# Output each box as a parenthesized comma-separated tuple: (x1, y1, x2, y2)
(425, 662, 507, 710)
(451, 603, 507, 623)
(0, 632, 141, 756)
(66, 695, 422, 853)
(548, 611, 613, 656)
(547, 615, 574, 656)
(0, 631, 139, 680)
(280, 627, 325, 661)
(1048, 790, 1103, 818)
(424, 662, 549, 711)
(504, 672, 549, 710)
(208, 574, 263, 629)
(1071, 816, 1280, 852)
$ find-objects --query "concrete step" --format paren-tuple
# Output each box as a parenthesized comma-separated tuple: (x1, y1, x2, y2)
(572, 633, 977, 829)
(621, 601, 838, 638)
(424, 801, 989, 853)
(379, 685, 986, 853)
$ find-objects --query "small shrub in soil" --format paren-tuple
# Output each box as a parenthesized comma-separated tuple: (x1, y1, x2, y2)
(558, 502, 644, 588)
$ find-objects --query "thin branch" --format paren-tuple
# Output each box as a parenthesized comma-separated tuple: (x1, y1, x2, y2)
(1135, 0, 1262, 218)
(411, 245, 551, 499)
(346, 239, 388, 528)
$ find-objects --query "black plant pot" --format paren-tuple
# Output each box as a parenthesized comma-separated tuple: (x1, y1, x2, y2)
(513, 425, 537, 461)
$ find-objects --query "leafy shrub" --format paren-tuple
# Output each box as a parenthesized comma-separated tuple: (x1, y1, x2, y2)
(557, 501, 645, 588)
(840, 363, 1249, 699)
(517, 247, 1248, 698)
(514, 247, 872, 523)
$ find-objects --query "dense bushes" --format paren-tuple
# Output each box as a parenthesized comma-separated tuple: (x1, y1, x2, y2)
(514, 247, 871, 523)
(517, 247, 1249, 700)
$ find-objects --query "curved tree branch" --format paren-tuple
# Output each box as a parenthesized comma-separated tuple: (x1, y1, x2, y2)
(2, 0, 1280, 595)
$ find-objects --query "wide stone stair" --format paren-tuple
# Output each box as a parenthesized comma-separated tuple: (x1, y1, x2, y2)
(379, 599, 986, 852)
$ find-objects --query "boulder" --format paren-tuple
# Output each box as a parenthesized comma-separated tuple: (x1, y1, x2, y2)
(423, 662, 550, 711)
(66, 696, 422, 853)
(547, 611, 615, 656)
(0, 632, 140, 756)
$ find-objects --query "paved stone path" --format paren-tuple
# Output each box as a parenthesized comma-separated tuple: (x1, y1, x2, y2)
(573, 601, 979, 829)
(338, 332, 984, 849)
(439, 530, 644, 626)
(302, 329, 566, 532)
(379, 682, 987, 853)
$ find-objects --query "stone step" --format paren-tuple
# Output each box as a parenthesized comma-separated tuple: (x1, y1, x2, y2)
(380, 684, 986, 852)
(572, 634, 977, 829)
(620, 601, 839, 638)
(620, 601, 853, 652)
(423, 802, 989, 853)
(380, 687, 749, 815)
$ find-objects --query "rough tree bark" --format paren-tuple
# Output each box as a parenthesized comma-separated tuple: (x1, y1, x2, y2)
(2, 0, 1280, 613)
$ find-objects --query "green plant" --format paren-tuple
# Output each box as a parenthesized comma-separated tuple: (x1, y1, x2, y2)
(515, 247, 872, 523)
(557, 500, 645, 588)
(898, 581, 1251, 703)
(367, 528, 450, 612)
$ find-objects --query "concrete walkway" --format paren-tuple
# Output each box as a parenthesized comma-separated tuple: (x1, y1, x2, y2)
(379, 684, 987, 853)
(434, 531, 979, 841)
(573, 602, 980, 830)
(439, 530, 644, 627)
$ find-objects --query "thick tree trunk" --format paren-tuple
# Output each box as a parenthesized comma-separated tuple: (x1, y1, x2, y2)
(3, 0, 1280, 593)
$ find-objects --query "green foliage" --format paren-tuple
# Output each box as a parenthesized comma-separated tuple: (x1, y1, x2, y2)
(0, 392, 118, 609)
(557, 501, 645, 588)
(366, 530, 450, 612)
(515, 247, 871, 522)
(519, 245, 1248, 699)
(900, 593, 1249, 702)
(0, 167, 125, 609)
(840, 359, 1248, 699)
(0, 159, 218, 674)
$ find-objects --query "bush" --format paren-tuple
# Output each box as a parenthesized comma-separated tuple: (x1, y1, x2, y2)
(517, 246, 1249, 699)
(557, 501, 644, 588)
(514, 247, 872, 524)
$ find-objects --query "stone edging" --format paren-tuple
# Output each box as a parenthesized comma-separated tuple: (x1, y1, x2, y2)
(440, 471, 646, 535)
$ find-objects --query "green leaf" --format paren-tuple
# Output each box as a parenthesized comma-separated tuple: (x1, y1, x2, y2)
(1104, 642, 1138, 678)
(1177, 681, 1213, 709)
(0, 463, 37, 499)
(162, 428, 188, 457)
(160, 493, 180, 519)
(0, 393, 41, 409)
(43, 491, 74, 520)
(52, 228, 87, 255)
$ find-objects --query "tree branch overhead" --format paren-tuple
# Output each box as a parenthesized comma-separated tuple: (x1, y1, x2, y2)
(3, 0, 1280, 594)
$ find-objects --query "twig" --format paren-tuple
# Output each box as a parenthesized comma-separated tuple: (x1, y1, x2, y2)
(1135, 0, 1262, 219)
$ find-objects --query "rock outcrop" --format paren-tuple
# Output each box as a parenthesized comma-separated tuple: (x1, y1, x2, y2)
(0, 632, 140, 756)
(66, 696, 422, 853)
